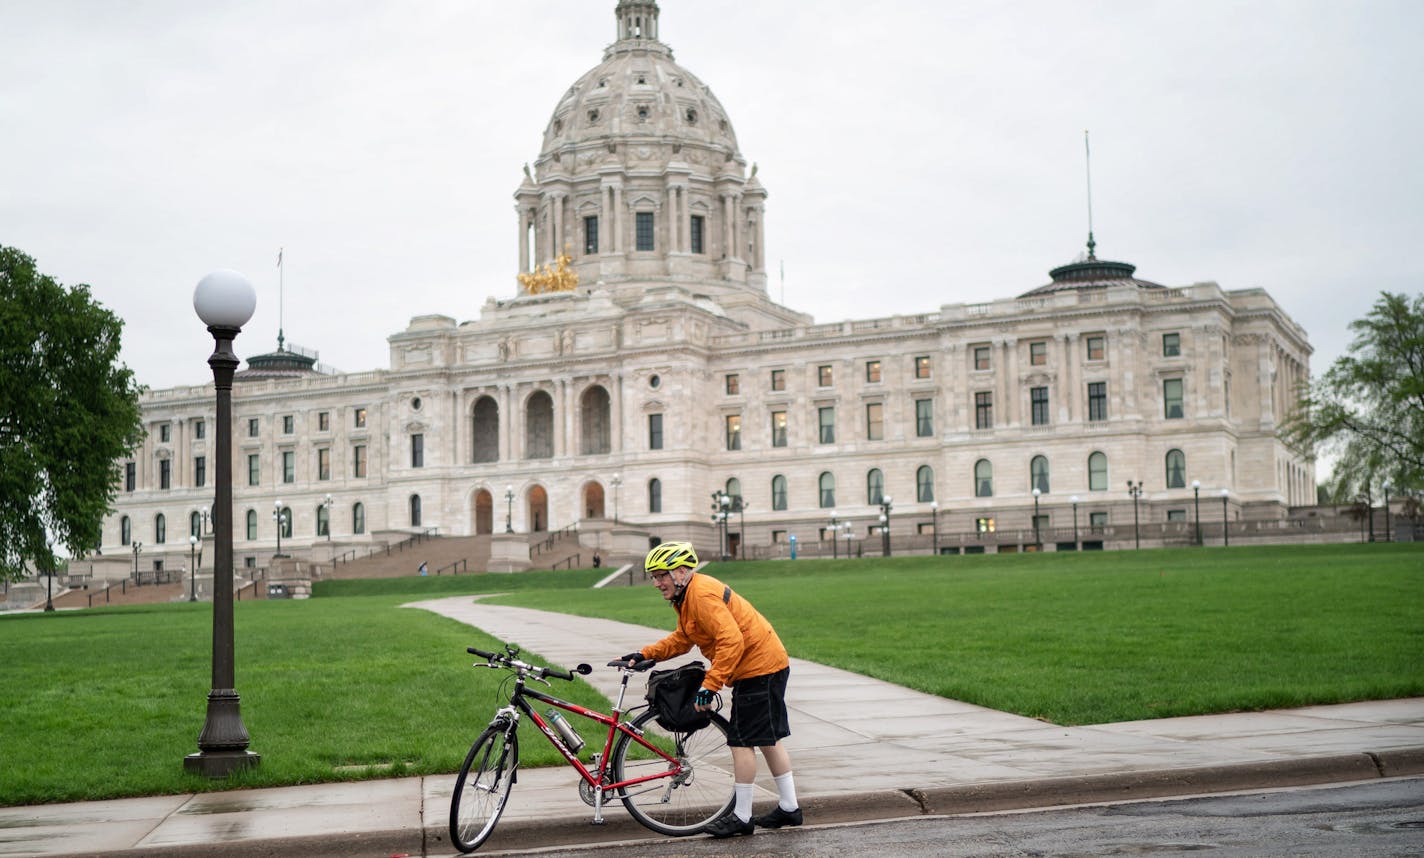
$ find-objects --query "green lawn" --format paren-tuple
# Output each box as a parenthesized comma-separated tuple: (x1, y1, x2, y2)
(0, 545, 1418, 807)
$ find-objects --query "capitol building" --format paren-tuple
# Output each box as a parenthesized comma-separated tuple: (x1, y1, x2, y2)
(100, 1, 1314, 573)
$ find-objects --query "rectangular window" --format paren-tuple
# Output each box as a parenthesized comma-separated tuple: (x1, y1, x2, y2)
(1088, 382, 1108, 421)
(1031, 386, 1049, 426)
(1164, 378, 1185, 419)
(818, 406, 835, 443)
(635, 211, 655, 251)
(248, 417, 259, 437)
(1090, 511, 1108, 531)
(914, 355, 931, 379)
(770, 368, 786, 391)
(973, 346, 991, 371)
(865, 360, 881, 383)
(915, 399, 933, 437)
(866, 402, 884, 440)
(411, 433, 424, 468)
(246, 515, 257, 541)
(975, 391, 994, 429)
(1167, 509, 1187, 522)
(1163, 332, 1181, 357)
(159, 459, 171, 490)
(584, 215, 599, 254)
(125, 462, 135, 492)
(975, 517, 996, 534)
(648, 413, 664, 450)
(282, 451, 295, 483)
(725, 414, 742, 451)
(317, 448, 330, 481)
(353, 445, 367, 478)
(1086, 335, 1106, 361)
(282, 415, 294, 434)
(690, 215, 705, 254)
(771, 411, 787, 447)
(772, 529, 787, 544)
(159, 423, 171, 443)
(318, 411, 330, 432)
(193, 419, 205, 440)
(247, 454, 260, 486)
(194, 456, 206, 488)
(725, 373, 740, 395)
(1030, 341, 1048, 366)
(353, 407, 367, 429)
(817, 365, 833, 387)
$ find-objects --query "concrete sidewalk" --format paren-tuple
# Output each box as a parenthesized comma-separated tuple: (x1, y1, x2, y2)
(3, 595, 1422, 857)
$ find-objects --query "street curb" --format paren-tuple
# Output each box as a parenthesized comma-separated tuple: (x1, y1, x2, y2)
(68, 749, 1424, 858)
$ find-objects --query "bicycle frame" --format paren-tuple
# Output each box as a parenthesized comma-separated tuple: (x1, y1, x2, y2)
(502, 668, 687, 824)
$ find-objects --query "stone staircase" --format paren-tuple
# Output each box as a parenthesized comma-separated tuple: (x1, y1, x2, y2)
(324, 534, 493, 579)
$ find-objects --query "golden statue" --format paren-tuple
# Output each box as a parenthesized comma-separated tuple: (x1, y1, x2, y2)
(518, 248, 580, 294)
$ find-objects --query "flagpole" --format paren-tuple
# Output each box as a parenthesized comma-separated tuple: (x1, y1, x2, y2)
(277, 247, 285, 351)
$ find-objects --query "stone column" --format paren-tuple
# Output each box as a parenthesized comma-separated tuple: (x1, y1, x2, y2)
(517, 206, 529, 274)
(552, 193, 564, 258)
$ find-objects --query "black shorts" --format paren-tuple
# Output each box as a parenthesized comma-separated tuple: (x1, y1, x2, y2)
(726, 666, 791, 748)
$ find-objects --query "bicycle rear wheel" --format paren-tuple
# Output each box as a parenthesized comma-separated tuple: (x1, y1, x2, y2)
(611, 708, 735, 836)
(449, 723, 518, 853)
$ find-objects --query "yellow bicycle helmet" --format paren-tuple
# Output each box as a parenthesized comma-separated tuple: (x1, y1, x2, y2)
(645, 541, 699, 574)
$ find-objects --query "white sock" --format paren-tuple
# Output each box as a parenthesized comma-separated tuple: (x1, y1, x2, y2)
(774, 771, 798, 812)
(733, 782, 754, 821)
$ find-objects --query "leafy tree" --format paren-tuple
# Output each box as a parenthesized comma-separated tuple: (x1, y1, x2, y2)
(0, 247, 144, 581)
(1288, 291, 1424, 500)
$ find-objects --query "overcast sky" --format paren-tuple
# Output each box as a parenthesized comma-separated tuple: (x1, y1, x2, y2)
(2, 0, 1420, 394)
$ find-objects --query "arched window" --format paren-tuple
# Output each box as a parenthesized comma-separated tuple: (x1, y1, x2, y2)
(1088, 451, 1108, 491)
(771, 475, 787, 511)
(120, 516, 131, 546)
(316, 503, 329, 537)
(579, 385, 611, 455)
(278, 507, 292, 538)
(245, 509, 257, 541)
(525, 391, 554, 459)
(1031, 455, 1050, 494)
(974, 459, 993, 498)
(154, 513, 166, 544)
(819, 472, 836, 508)
(648, 478, 662, 514)
(410, 494, 422, 527)
(725, 477, 741, 502)
(352, 502, 366, 535)
(190, 511, 201, 539)
(866, 469, 884, 505)
(1165, 449, 1187, 489)
(916, 465, 935, 503)
(472, 395, 499, 463)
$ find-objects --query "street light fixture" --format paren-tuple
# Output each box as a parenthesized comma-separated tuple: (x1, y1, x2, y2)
(186, 268, 260, 776)
(1220, 489, 1229, 547)
(1383, 484, 1392, 543)
(610, 475, 621, 523)
(504, 485, 514, 533)
(322, 494, 333, 542)
(1031, 487, 1041, 550)
(1191, 480, 1202, 546)
(829, 512, 839, 560)
(737, 498, 748, 561)
(1127, 480, 1144, 550)
(843, 521, 853, 558)
(132, 541, 142, 581)
(272, 500, 285, 557)
(1070, 495, 1080, 549)
(189, 535, 198, 602)
(879, 494, 893, 557)
(718, 492, 731, 560)
(929, 501, 939, 556)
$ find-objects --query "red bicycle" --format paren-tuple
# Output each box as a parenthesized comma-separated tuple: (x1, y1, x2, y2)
(449, 643, 734, 853)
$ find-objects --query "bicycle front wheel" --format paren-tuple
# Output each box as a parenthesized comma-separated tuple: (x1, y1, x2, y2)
(611, 708, 735, 836)
(449, 723, 518, 853)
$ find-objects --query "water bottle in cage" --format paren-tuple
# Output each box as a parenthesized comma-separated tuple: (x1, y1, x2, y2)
(547, 709, 584, 752)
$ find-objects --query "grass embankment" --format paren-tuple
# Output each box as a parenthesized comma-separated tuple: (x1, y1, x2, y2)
(0, 545, 1418, 806)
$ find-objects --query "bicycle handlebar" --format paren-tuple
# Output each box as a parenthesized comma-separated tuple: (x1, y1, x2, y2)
(606, 658, 657, 672)
(467, 646, 592, 682)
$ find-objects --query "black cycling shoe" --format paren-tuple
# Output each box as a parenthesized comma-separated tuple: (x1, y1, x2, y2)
(705, 810, 755, 838)
(753, 806, 803, 828)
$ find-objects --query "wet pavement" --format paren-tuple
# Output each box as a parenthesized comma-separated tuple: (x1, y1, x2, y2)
(2, 595, 1421, 857)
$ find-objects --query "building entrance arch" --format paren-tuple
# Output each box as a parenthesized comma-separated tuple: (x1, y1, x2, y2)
(583, 481, 606, 519)
(528, 485, 549, 532)
(473, 489, 493, 535)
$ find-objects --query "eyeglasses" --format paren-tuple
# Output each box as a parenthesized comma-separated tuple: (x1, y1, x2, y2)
(649, 571, 673, 583)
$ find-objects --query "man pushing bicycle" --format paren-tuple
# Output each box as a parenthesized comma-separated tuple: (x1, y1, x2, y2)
(619, 541, 803, 838)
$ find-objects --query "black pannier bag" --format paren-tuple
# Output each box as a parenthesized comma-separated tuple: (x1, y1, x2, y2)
(644, 660, 712, 732)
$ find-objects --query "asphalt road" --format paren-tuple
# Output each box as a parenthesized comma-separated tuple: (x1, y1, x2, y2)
(483, 778, 1424, 858)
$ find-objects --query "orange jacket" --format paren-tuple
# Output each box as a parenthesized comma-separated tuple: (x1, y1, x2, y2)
(641, 572, 789, 692)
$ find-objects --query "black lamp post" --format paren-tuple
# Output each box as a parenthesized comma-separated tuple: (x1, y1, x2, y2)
(272, 500, 285, 557)
(189, 535, 198, 602)
(1127, 480, 1143, 550)
(879, 495, 893, 557)
(1191, 480, 1202, 546)
(1070, 495, 1080, 549)
(737, 498, 747, 561)
(186, 268, 260, 777)
(1220, 489, 1230, 547)
(504, 485, 514, 533)
(44, 554, 55, 612)
(322, 494, 333, 542)
(1383, 484, 1392, 543)
(132, 541, 142, 581)
(610, 475, 621, 523)
(929, 500, 939, 555)
(843, 522, 853, 558)
(1031, 487, 1041, 550)
(829, 513, 839, 559)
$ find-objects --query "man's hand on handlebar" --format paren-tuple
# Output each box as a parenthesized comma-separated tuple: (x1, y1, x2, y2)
(694, 687, 717, 712)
